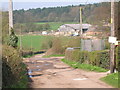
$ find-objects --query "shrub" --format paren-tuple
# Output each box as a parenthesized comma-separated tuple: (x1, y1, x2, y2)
(104, 39, 110, 49)
(41, 38, 53, 50)
(65, 49, 110, 69)
(2, 45, 28, 88)
(8, 28, 18, 48)
(21, 50, 33, 58)
(51, 38, 65, 54)
(66, 37, 81, 48)
(45, 36, 81, 56)
(65, 50, 89, 64)
(98, 50, 110, 69)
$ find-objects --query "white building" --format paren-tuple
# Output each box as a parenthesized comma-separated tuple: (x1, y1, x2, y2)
(42, 31, 47, 35)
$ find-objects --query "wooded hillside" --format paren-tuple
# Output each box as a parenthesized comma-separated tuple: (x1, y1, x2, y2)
(13, 2, 111, 25)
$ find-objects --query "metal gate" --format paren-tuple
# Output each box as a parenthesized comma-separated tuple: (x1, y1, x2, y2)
(81, 39, 105, 52)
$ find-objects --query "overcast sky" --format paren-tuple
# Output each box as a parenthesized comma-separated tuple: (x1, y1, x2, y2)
(1, 0, 111, 10)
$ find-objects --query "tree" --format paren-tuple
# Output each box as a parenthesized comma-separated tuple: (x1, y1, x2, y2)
(69, 7, 79, 21)
(13, 2, 111, 25)
(60, 12, 71, 22)
(8, 28, 18, 48)
(47, 12, 57, 22)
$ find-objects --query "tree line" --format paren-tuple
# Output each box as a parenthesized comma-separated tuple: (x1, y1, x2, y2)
(14, 23, 50, 34)
(13, 2, 111, 25)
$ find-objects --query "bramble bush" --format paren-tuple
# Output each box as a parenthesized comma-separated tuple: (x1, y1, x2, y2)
(2, 45, 28, 88)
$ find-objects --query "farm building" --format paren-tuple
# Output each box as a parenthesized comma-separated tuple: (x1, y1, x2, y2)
(58, 24, 92, 36)
(42, 31, 47, 35)
(83, 25, 108, 37)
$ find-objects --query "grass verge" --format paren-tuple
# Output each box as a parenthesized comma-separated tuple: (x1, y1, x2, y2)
(61, 59, 108, 72)
(101, 72, 119, 88)
(43, 54, 65, 58)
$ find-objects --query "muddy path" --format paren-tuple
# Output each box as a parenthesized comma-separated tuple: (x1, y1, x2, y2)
(23, 54, 114, 88)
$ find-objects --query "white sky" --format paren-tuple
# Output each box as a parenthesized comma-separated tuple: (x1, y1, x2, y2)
(1, 0, 114, 10)
(2, 0, 111, 3)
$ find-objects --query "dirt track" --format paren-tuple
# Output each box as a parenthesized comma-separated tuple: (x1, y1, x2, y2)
(23, 54, 114, 88)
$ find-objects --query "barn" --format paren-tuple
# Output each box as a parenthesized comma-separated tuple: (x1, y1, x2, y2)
(58, 24, 92, 36)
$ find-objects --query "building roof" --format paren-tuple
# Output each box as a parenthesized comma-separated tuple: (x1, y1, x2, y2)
(58, 24, 92, 31)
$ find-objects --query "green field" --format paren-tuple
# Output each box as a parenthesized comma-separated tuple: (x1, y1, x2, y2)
(18, 35, 52, 51)
(35, 22, 79, 30)
(17, 34, 78, 52)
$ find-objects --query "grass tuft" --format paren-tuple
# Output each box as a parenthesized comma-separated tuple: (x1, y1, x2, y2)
(101, 72, 119, 88)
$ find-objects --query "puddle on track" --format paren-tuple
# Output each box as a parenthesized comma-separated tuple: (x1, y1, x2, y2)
(27, 60, 56, 78)
(29, 74, 43, 77)
(28, 69, 42, 77)
(44, 64, 49, 66)
(36, 66, 40, 67)
(28, 69, 41, 73)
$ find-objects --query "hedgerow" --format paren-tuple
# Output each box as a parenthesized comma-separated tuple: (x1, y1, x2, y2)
(65, 49, 110, 69)
(2, 45, 28, 88)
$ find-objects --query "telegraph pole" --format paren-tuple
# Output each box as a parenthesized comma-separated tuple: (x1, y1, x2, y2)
(110, 0, 115, 73)
(9, 0, 13, 35)
(80, 7, 83, 35)
(20, 25, 22, 50)
(117, 2, 120, 74)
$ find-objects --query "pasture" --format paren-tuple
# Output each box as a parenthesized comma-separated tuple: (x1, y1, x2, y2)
(17, 35, 52, 51)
